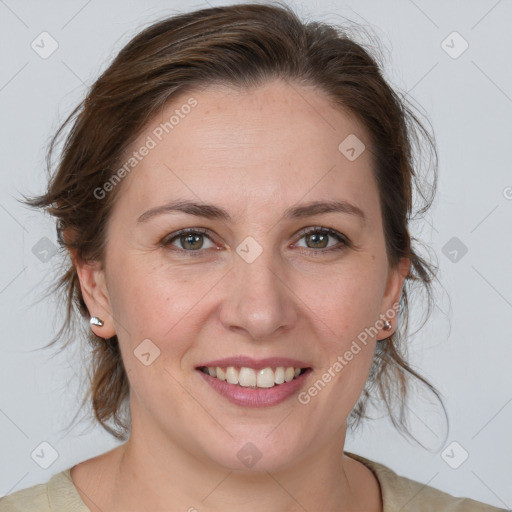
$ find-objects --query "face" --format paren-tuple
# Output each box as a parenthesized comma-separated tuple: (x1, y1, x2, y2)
(79, 79, 409, 472)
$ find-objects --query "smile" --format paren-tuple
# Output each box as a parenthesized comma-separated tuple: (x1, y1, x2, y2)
(198, 366, 307, 389)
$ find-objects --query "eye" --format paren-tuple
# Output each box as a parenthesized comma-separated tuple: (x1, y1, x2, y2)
(293, 227, 350, 253)
(160, 226, 350, 256)
(161, 228, 217, 253)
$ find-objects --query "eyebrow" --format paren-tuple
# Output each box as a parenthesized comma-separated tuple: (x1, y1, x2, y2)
(136, 198, 366, 224)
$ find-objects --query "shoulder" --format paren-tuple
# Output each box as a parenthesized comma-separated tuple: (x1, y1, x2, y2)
(0, 468, 88, 512)
(345, 451, 508, 512)
(0, 480, 49, 512)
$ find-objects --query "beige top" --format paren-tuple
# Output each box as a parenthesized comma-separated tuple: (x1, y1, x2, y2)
(0, 451, 507, 511)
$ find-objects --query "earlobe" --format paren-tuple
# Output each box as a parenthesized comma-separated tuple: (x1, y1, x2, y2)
(74, 257, 116, 339)
(378, 257, 410, 337)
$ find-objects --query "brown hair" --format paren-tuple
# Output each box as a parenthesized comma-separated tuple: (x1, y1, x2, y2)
(22, 1, 446, 446)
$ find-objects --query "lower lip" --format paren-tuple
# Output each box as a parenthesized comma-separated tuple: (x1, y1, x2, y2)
(197, 369, 310, 408)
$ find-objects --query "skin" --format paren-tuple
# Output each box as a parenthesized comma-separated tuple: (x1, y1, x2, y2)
(70, 78, 410, 512)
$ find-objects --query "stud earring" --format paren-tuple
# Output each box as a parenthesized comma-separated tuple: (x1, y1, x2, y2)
(382, 320, 392, 330)
(90, 316, 104, 327)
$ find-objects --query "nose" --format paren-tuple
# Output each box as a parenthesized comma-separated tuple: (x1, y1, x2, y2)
(219, 247, 298, 341)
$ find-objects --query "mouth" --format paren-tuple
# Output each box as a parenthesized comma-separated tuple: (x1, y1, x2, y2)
(197, 365, 310, 389)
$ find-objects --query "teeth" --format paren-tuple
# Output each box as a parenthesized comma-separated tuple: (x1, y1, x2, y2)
(256, 368, 275, 388)
(274, 367, 285, 384)
(202, 366, 305, 388)
(226, 367, 238, 385)
(239, 367, 256, 387)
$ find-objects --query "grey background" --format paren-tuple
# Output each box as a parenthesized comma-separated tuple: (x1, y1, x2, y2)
(1, 0, 511, 508)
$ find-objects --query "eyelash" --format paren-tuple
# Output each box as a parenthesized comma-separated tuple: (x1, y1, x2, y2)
(160, 226, 351, 256)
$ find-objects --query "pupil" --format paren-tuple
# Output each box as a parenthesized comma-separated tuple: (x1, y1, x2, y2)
(183, 233, 203, 250)
(308, 232, 327, 249)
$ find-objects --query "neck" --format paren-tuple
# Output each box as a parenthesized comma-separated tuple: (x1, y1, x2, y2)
(106, 421, 361, 511)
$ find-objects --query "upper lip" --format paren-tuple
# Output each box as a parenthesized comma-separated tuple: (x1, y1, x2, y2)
(197, 356, 311, 370)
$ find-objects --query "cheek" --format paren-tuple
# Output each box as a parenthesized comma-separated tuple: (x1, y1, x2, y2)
(105, 260, 193, 352)
(294, 262, 383, 406)
(105, 258, 229, 392)
(294, 263, 385, 344)
(107, 267, 197, 404)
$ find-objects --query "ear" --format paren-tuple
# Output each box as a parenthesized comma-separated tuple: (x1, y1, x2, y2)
(69, 247, 116, 339)
(377, 257, 410, 339)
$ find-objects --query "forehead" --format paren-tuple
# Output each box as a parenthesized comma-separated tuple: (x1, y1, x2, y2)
(112, 79, 379, 224)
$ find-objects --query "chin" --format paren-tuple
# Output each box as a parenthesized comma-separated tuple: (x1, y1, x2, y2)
(200, 433, 307, 473)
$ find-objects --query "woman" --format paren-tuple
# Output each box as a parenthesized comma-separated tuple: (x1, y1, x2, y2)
(0, 2, 505, 511)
